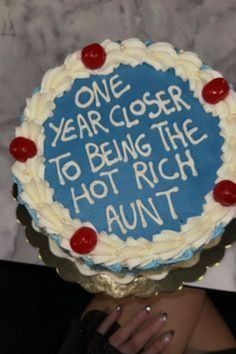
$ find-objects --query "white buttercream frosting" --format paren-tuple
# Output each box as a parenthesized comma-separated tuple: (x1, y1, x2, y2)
(24, 92, 56, 124)
(11, 38, 236, 282)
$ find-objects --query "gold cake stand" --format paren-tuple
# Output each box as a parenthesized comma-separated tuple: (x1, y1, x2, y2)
(13, 184, 236, 298)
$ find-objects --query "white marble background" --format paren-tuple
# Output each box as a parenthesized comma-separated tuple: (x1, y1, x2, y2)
(0, 0, 235, 290)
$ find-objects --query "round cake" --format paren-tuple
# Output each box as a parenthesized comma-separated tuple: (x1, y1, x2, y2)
(10, 38, 236, 284)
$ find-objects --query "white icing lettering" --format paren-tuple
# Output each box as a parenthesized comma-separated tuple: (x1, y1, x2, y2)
(158, 158, 180, 180)
(85, 142, 105, 173)
(110, 105, 140, 129)
(155, 187, 179, 220)
(109, 105, 125, 127)
(100, 142, 120, 167)
(61, 160, 81, 182)
(74, 74, 131, 111)
(143, 92, 162, 119)
(112, 139, 123, 162)
(61, 118, 77, 143)
(135, 134, 152, 157)
(168, 86, 191, 111)
(99, 169, 119, 195)
(149, 161, 159, 185)
(183, 118, 208, 145)
(121, 134, 137, 162)
(106, 197, 164, 234)
(175, 149, 198, 181)
(151, 121, 170, 152)
(47, 73, 208, 237)
(110, 74, 131, 99)
(122, 106, 139, 128)
(119, 202, 137, 231)
(129, 99, 146, 116)
(48, 152, 81, 185)
(133, 161, 155, 190)
(106, 205, 127, 234)
(87, 110, 109, 135)
(77, 114, 93, 139)
(155, 91, 176, 116)
(136, 198, 163, 228)
(92, 79, 110, 107)
(75, 86, 94, 108)
(71, 184, 94, 214)
(85, 134, 151, 173)
(151, 119, 206, 152)
(90, 180, 108, 199)
(165, 122, 188, 150)
(49, 118, 65, 148)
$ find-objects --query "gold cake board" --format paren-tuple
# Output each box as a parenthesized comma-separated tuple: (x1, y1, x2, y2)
(13, 184, 236, 298)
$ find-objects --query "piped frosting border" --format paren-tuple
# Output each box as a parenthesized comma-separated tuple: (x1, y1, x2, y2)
(12, 38, 236, 276)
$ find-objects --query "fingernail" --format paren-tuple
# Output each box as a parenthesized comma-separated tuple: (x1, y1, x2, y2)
(154, 313, 167, 327)
(116, 305, 121, 312)
(160, 312, 167, 322)
(137, 307, 150, 318)
(162, 330, 174, 344)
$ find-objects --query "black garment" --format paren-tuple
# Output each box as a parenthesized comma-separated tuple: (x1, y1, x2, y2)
(58, 310, 120, 354)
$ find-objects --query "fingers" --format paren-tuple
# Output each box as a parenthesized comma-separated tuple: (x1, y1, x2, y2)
(97, 305, 173, 354)
(109, 306, 151, 348)
(119, 313, 167, 354)
(97, 306, 121, 335)
(142, 330, 174, 354)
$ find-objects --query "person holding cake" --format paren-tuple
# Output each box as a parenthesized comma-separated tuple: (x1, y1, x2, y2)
(9, 39, 236, 354)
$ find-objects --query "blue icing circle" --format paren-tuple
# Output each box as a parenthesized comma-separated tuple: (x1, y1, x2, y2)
(43, 63, 223, 241)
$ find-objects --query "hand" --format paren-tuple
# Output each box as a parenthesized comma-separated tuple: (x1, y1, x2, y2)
(97, 306, 174, 354)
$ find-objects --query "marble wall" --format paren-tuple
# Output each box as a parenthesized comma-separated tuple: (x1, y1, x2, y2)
(0, 0, 235, 275)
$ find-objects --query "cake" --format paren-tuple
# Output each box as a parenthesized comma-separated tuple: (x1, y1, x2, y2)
(10, 38, 236, 284)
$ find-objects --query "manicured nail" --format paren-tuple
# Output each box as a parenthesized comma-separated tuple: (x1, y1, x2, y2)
(116, 305, 121, 312)
(153, 313, 167, 327)
(160, 312, 167, 322)
(137, 307, 150, 318)
(162, 330, 174, 344)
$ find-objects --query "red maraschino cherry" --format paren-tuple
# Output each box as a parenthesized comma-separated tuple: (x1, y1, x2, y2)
(81, 43, 106, 70)
(70, 226, 98, 254)
(213, 180, 236, 206)
(202, 78, 230, 104)
(9, 137, 37, 162)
